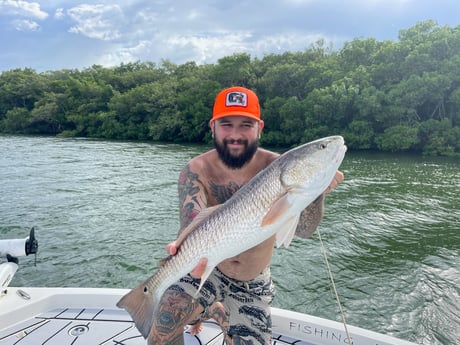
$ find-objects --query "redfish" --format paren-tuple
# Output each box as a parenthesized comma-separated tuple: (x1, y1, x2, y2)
(117, 136, 347, 342)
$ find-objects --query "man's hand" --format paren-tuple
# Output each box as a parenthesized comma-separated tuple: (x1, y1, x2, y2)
(325, 170, 344, 193)
(166, 241, 208, 279)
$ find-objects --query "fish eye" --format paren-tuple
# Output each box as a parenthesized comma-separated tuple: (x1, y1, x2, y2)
(319, 143, 327, 149)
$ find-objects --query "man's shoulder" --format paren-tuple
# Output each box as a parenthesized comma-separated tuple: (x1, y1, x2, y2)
(185, 149, 218, 173)
(256, 148, 280, 164)
(183, 148, 279, 179)
(257, 147, 279, 158)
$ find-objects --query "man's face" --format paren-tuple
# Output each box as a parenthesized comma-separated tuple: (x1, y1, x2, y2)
(211, 116, 262, 169)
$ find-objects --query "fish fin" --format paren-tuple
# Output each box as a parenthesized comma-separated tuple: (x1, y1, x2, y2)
(261, 193, 292, 227)
(194, 264, 214, 298)
(275, 214, 301, 248)
(261, 193, 301, 248)
(175, 205, 223, 247)
(158, 255, 172, 268)
(117, 279, 156, 338)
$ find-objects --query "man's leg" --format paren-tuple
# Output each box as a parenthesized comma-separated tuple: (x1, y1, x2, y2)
(188, 301, 230, 337)
(225, 270, 275, 345)
(148, 287, 204, 345)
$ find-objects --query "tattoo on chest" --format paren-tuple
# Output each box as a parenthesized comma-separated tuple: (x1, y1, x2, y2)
(178, 165, 243, 227)
(209, 180, 240, 204)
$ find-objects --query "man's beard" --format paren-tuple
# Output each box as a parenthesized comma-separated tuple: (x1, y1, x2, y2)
(214, 137, 259, 169)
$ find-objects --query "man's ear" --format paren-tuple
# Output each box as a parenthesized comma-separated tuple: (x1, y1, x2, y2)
(258, 119, 265, 133)
(209, 119, 215, 137)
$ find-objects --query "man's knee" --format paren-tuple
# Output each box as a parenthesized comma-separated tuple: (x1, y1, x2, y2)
(148, 288, 203, 344)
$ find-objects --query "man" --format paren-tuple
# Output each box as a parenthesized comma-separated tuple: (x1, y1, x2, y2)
(151, 86, 344, 345)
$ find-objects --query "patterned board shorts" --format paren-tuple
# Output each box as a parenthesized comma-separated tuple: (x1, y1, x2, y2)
(172, 266, 275, 345)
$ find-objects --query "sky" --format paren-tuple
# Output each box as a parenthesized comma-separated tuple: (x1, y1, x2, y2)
(1, 0, 459, 72)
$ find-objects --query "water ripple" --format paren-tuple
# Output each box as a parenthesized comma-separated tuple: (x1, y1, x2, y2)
(1, 136, 459, 344)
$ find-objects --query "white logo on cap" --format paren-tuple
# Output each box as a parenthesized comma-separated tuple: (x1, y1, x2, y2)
(226, 92, 247, 107)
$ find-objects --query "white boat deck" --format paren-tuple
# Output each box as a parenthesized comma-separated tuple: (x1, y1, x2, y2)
(0, 306, 224, 345)
(0, 287, 417, 345)
(0, 306, 314, 345)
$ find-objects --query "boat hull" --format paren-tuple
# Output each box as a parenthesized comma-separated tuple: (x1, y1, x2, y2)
(0, 287, 416, 345)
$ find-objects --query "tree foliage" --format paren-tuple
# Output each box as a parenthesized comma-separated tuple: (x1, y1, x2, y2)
(1, 21, 459, 156)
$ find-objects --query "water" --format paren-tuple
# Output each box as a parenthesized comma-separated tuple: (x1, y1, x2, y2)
(1, 135, 459, 344)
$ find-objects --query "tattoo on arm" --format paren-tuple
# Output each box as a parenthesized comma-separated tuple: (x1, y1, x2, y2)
(178, 165, 242, 230)
(178, 165, 206, 230)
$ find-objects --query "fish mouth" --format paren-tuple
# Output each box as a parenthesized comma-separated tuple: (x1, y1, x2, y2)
(335, 144, 347, 163)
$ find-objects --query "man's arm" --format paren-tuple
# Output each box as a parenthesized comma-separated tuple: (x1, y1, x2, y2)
(295, 170, 344, 239)
(177, 163, 208, 230)
(166, 163, 208, 277)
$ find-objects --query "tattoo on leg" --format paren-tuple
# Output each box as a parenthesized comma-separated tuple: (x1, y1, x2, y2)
(209, 301, 229, 332)
(149, 289, 201, 344)
(168, 332, 186, 345)
(209, 301, 232, 344)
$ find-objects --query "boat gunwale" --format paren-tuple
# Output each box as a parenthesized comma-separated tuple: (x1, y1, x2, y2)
(0, 287, 417, 345)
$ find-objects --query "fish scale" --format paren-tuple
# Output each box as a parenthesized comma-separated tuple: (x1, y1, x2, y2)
(117, 136, 347, 342)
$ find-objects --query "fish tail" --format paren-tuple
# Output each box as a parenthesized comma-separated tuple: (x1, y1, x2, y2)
(117, 281, 157, 338)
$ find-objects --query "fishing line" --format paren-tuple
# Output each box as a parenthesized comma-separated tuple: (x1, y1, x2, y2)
(317, 229, 352, 342)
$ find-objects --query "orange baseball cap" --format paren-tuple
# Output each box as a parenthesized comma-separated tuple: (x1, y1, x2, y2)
(212, 86, 260, 121)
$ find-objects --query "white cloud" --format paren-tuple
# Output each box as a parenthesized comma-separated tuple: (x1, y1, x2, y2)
(91, 27, 348, 69)
(0, 0, 48, 20)
(162, 30, 337, 65)
(1, 0, 458, 72)
(11, 18, 40, 31)
(186, 9, 200, 21)
(345, 0, 416, 12)
(54, 8, 64, 19)
(166, 31, 253, 63)
(97, 40, 151, 67)
(67, 4, 124, 41)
